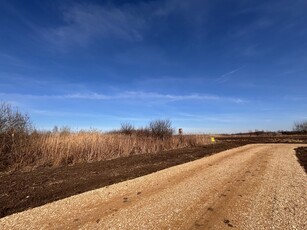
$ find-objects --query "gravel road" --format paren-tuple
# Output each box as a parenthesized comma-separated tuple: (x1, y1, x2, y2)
(1, 144, 306, 229)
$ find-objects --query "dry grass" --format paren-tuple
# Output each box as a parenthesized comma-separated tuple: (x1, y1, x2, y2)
(0, 104, 211, 172)
(3, 131, 211, 171)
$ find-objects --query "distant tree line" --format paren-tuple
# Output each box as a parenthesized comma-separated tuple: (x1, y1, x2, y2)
(293, 121, 307, 132)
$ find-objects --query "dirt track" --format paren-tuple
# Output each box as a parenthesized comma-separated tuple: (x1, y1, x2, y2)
(1, 144, 306, 229)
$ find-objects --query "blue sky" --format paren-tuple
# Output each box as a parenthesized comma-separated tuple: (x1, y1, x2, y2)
(0, 0, 306, 133)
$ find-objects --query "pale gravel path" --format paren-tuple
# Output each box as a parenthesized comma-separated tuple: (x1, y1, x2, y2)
(0, 144, 306, 229)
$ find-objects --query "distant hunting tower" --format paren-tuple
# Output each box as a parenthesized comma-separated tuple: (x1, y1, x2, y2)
(178, 128, 183, 135)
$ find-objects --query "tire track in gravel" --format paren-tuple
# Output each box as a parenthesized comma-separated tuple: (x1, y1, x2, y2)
(190, 145, 274, 229)
(0, 144, 306, 230)
(189, 144, 307, 230)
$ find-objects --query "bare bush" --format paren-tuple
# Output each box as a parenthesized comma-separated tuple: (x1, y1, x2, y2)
(293, 121, 307, 132)
(0, 102, 32, 171)
(149, 119, 174, 139)
(120, 122, 135, 135)
(0, 102, 32, 134)
(119, 120, 174, 139)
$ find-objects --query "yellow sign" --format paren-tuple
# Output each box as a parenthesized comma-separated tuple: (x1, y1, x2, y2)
(211, 137, 215, 142)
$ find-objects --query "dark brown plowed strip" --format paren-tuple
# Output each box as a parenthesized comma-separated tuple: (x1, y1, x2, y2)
(295, 147, 307, 173)
(0, 142, 245, 218)
(1, 134, 306, 219)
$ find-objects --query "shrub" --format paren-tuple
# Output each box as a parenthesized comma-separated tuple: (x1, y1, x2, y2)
(149, 119, 174, 139)
(293, 121, 307, 132)
(120, 122, 135, 135)
(0, 102, 33, 170)
(0, 102, 32, 134)
(119, 120, 175, 139)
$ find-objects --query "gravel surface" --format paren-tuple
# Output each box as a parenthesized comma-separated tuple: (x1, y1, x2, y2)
(1, 144, 306, 229)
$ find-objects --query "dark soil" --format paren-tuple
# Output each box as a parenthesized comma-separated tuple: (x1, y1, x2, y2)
(295, 147, 307, 173)
(1, 135, 306, 218)
(217, 135, 307, 144)
(0, 142, 244, 218)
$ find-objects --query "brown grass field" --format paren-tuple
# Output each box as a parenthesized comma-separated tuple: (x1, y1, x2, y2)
(1, 132, 211, 172)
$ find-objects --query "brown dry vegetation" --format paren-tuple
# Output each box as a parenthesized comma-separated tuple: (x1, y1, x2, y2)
(0, 102, 212, 172)
(1, 136, 307, 218)
(21, 132, 211, 170)
(1, 130, 211, 172)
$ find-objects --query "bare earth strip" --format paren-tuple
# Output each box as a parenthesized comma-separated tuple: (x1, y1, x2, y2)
(1, 144, 306, 229)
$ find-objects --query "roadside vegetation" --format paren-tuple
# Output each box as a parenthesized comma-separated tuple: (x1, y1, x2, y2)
(0, 102, 210, 172)
(293, 121, 307, 132)
(1, 102, 306, 172)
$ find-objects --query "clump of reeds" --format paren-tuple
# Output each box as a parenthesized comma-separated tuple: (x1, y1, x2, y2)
(1, 130, 211, 171)
(27, 131, 210, 168)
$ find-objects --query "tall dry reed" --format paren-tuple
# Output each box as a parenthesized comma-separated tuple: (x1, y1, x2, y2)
(3, 131, 211, 171)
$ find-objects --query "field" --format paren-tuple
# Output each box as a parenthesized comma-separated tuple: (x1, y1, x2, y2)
(1, 142, 307, 229)
(0, 132, 211, 172)
(1, 134, 306, 219)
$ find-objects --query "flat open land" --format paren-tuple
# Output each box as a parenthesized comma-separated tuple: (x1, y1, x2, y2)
(1, 143, 306, 229)
(0, 141, 245, 218)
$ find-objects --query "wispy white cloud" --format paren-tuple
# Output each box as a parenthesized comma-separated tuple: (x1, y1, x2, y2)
(0, 91, 246, 104)
(215, 66, 245, 83)
(175, 112, 269, 123)
(0, 73, 49, 86)
(63, 91, 246, 103)
(283, 95, 307, 101)
(1, 1, 42, 34)
(119, 91, 219, 100)
(0, 93, 58, 100)
(175, 113, 237, 123)
(153, 0, 208, 22)
(0, 52, 41, 70)
(30, 109, 148, 121)
(64, 93, 110, 100)
(41, 0, 210, 49)
(43, 3, 145, 48)
(274, 68, 306, 77)
(29, 109, 158, 128)
(31, 109, 99, 117)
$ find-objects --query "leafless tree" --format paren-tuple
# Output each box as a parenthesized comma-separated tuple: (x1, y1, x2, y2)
(0, 102, 32, 134)
(0, 102, 33, 170)
(120, 122, 135, 135)
(293, 121, 307, 132)
(149, 119, 174, 140)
